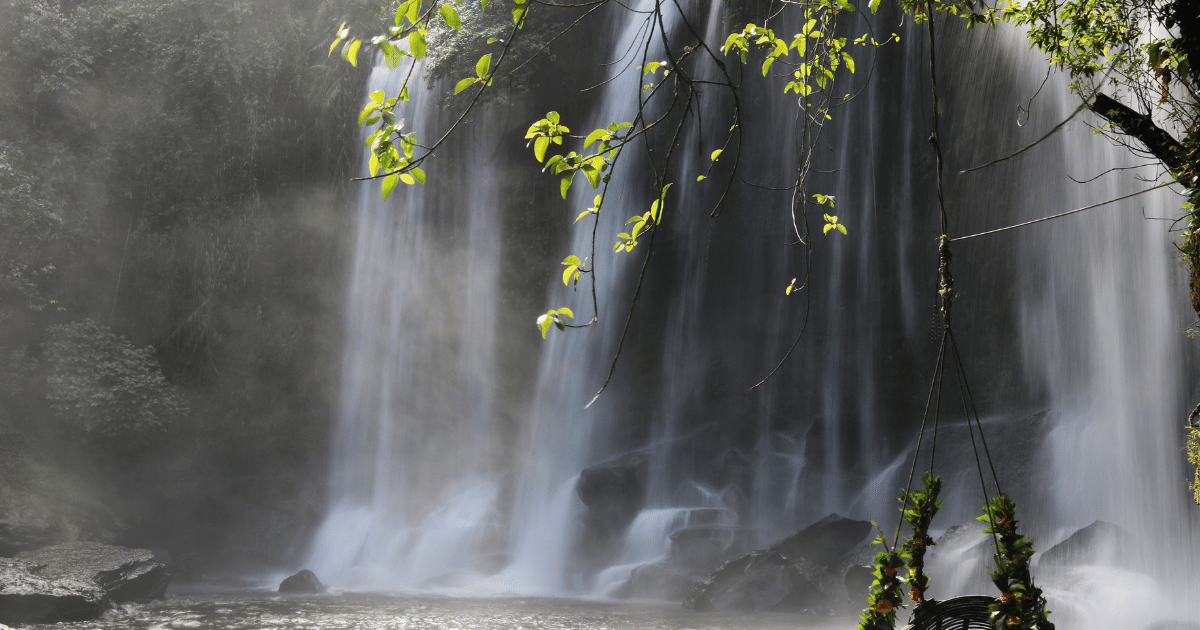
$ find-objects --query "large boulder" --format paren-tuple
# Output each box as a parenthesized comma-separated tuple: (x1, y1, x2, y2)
(575, 453, 648, 560)
(278, 569, 326, 594)
(1037, 520, 1131, 570)
(766, 513, 873, 566)
(16, 542, 170, 603)
(683, 514, 871, 613)
(0, 559, 106, 625)
(683, 551, 840, 613)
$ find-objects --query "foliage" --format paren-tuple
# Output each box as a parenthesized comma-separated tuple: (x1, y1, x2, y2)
(41, 319, 187, 436)
(1188, 422, 1200, 506)
(899, 473, 943, 603)
(977, 494, 1055, 630)
(857, 526, 907, 630)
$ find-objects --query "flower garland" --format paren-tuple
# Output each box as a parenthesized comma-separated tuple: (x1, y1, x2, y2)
(856, 529, 907, 630)
(899, 473, 942, 603)
(977, 495, 1055, 630)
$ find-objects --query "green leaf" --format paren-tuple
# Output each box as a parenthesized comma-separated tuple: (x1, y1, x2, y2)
(359, 103, 379, 126)
(400, 172, 416, 185)
(440, 5, 462, 29)
(482, 0, 490, 10)
(843, 52, 856, 73)
(534, 136, 550, 163)
(476, 53, 492, 78)
(711, 149, 722, 161)
(560, 172, 574, 198)
(546, 111, 560, 124)
(762, 57, 775, 76)
(723, 32, 740, 56)
(557, 307, 574, 319)
(455, 77, 478, 94)
(407, 0, 420, 24)
(381, 173, 400, 200)
(370, 89, 386, 104)
(837, 224, 847, 235)
(697, 175, 706, 181)
(369, 152, 380, 176)
(563, 255, 582, 267)
(409, 30, 427, 60)
(584, 128, 607, 148)
(562, 265, 579, 286)
(581, 164, 600, 189)
(575, 210, 593, 223)
(410, 167, 426, 184)
(329, 36, 343, 57)
(381, 42, 406, 69)
(537, 314, 552, 338)
(342, 39, 362, 67)
(512, 4, 527, 25)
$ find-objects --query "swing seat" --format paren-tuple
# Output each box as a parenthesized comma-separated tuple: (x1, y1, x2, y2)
(901, 595, 994, 630)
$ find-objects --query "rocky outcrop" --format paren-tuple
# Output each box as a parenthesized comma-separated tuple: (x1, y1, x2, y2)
(16, 542, 170, 603)
(0, 559, 105, 625)
(684, 513, 872, 613)
(575, 453, 648, 561)
(278, 569, 326, 594)
(0, 542, 169, 625)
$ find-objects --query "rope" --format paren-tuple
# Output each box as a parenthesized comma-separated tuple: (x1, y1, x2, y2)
(895, 329, 948, 549)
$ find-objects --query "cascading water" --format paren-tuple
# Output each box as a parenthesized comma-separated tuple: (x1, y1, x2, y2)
(306, 1, 1198, 625)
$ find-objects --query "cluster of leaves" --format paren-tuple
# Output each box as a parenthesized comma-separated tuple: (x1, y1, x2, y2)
(40, 319, 187, 437)
(978, 494, 1056, 630)
(722, 0, 888, 100)
(899, 473, 943, 603)
(857, 530, 908, 630)
(536, 307, 574, 339)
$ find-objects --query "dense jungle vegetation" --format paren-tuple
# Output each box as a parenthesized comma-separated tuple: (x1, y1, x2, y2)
(0, 0, 380, 571)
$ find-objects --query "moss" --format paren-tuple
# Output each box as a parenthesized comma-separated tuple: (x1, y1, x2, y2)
(1188, 423, 1200, 509)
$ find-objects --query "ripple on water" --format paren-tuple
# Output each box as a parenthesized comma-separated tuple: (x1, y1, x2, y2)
(25, 592, 854, 630)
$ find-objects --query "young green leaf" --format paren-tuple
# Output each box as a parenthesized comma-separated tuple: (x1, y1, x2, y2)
(560, 172, 574, 199)
(410, 167, 426, 184)
(381, 172, 400, 200)
(562, 265, 579, 286)
(342, 39, 362, 67)
(537, 314, 552, 338)
(711, 149, 723, 161)
(697, 175, 706, 181)
(575, 210, 593, 223)
(440, 5, 462, 29)
(476, 53, 492, 78)
(409, 30, 427, 60)
(406, 0, 420, 24)
(534, 136, 551, 163)
(557, 307, 574, 319)
(455, 77, 478, 94)
(400, 172, 415, 185)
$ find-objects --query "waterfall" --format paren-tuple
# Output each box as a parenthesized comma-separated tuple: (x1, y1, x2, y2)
(306, 1, 1199, 623)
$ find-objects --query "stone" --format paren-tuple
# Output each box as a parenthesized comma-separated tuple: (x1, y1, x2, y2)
(16, 541, 170, 603)
(0, 559, 106, 625)
(622, 560, 707, 602)
(668, 524, 753, 571)
(683, 551, 839, 613)
(1037, 520, 1131, 570)
(278, 569, 326, 594)
(767, 513, 873, 567)
(575, 453, 648, 560)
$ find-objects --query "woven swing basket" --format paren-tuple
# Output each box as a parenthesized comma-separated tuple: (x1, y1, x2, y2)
(900, 595, 994, 630)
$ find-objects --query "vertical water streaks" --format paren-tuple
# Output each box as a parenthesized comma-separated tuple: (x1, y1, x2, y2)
(305, 1, 1200, 617)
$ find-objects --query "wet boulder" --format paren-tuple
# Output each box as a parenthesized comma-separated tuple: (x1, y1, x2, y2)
(683, 551, 839, 613)
(0, 559, 106, 625)
(575, 453, 648, 560)
(766, 513, 873, 566)
(1037, 520, 1131, 570)
(278, 569, 326, 594)
(16, 542, 169, 603)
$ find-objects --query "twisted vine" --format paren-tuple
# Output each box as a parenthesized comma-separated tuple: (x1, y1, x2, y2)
(977, 495, 1055, 630)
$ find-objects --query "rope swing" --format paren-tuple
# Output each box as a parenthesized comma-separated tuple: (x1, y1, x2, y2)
(855, 4, 1057, 629)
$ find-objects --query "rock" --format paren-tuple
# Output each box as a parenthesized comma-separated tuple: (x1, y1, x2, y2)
(278, 569, 326, 594)
(668, 524, 753, 571)
(767, 513, 873, 566)
(0, 559, 106, 625)
(575, 453, 648, 560)
(683, 551, 839, 613)
(16, 541, 170, 603)
(1037, 520, 1131, 570)
(621, 560, 707, 602)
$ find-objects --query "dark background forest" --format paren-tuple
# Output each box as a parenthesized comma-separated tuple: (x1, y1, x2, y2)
(0, 0, 384, 575)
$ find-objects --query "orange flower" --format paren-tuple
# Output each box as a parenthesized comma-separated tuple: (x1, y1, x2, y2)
(910, 587, 923, 603)
(875, 599, 894, 613)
